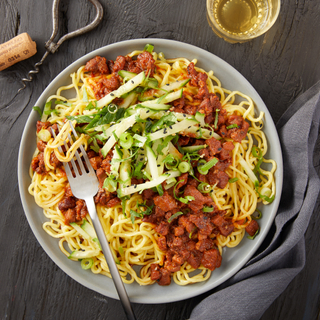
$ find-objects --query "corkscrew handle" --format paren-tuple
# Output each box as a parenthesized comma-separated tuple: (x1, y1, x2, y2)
(17, 0, 103, 93)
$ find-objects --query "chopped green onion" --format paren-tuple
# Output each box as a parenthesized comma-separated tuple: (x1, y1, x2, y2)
(108, 103, 118, 114)
(132, 123, 143, 134)
(144, 43, 154, 53)
(226, 124, 239, 129)
(164, 177, 177, 190)
(252, 146, 262, 158)
(214, 109, 220, 129)
(55, 100, 72, 107)
(229, 177, 239, 183)
(83, 87, 88, 102)
(103, 176, 118, 192)
(189, 227, 197, 238)
(197, 182, 211, 193)
(197, 158, 219, 175)
(119, 132, 133, 149)
(81, 258, 94, 270)
(33, 106, 42, 117)
(156, 184, 164, 196)
(85, 101, 96, 110)
(252, 209, 262, 220)
(130, 209, 144, 224)
(90, 138, 100, 153)
(202, 206, 215, 212)
(118, 246, 124, 257)
(168, 211, 183, 223)
(247, 229, 259, 240)
(179, 196, 195, 204)
(256, 189, 275, 203)
(163, 154, 180, 170)
(178, 161, 190, 173)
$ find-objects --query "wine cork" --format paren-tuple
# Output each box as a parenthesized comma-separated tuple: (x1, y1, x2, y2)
(0, 33, 37, 71)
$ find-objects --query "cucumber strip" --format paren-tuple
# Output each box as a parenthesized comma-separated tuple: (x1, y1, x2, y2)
(141, 89, 183, 105)
(118, 70, 137, 79)
(93, 238, 102, 250)
(110, 146, 122, 177)
(182, 126, 222, 140)
(181, 145, 207, 153)
(81, 220, 97, 238)
(68, 249, 99, 260)
(119, 170, 181, 196)
(168, 142, 183, 160)
(238, 155, 259, 185)
(119, 92, 137, 109)
(97, 72, 146, 108)
(146, 144, 159, 179)
(159, 79, 190, 93)
(145, 78, 158, 89)
(138, 109, 193, 122)
(119, 149, 131, 189)
(118, 70, 158, 89)
(71, 221, 101, 252)
(41, 101, 52, 122)
(138, 103, 171, 111)
(195, 112, 206, 127)
(100, 123, 120, 140)
(148, 119, 198, 141)
(70, 222, 91, 240)
(101, 113, 138, 157)
(133, 134, 147, 147)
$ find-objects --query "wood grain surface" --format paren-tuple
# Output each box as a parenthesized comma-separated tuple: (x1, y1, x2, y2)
(0, 0, 319, 319)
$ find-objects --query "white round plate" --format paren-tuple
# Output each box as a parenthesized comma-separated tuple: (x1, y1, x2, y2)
(18, 38, 283, 303)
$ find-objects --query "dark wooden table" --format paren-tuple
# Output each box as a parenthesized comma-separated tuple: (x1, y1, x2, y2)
(1, 1, 320, 319)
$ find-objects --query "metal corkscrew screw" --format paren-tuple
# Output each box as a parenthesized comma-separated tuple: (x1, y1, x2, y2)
(17, 0, 103, 93)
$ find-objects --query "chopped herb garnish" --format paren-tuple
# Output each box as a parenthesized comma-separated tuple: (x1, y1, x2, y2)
(168, 211, 184, 223)
(226, 124, 239, 129)
(247, 228, 259, 240)
(33, 106, 42, 117)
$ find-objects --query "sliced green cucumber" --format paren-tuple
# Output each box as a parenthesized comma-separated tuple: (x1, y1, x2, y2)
(146, 144, 159, 179)
(97, 72, 146, 108)
(119, 170, 181, 196)
(68, 249, 99, 260)
(70, 222, 91, 240)
(195, 112, 206, 127)
(181, 145, 207, 153)
(100, 113, 138, 157)
(81, 220, 97, 238)
(119, 92, 137, 109)
(159, 79, 190, 93)
(182, 125, 222, 140)
(118, 70, 137, 80)
(138, 103, 171, 111)
(148, 118, 198, 141)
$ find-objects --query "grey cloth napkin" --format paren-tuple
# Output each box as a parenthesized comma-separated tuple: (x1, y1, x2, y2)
(190, 80, 320, 320)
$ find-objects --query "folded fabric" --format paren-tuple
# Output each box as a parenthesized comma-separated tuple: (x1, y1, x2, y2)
(190, 80, 320, 320)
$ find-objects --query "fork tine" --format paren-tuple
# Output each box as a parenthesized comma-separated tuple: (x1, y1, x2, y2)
(67, 132, 87, 175)
(68, 121, 96, 175)
(50, 127, 74, 178)
(62, 139, 80, 177)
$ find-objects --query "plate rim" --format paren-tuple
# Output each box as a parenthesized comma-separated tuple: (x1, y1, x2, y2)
(18, 38, 283, 304)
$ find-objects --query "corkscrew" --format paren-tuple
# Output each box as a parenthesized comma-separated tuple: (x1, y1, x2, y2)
(3, 0, 103, 108)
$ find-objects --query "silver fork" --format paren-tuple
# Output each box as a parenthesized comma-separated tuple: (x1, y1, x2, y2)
(52, 121, 136, 320)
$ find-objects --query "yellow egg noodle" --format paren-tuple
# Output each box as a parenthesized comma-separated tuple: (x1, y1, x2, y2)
(28, 48, 276, 286)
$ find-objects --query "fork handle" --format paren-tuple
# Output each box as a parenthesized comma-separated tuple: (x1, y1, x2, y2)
(85, 197, 137, 320)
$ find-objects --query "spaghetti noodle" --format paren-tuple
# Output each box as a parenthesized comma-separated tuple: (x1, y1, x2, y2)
(29, 45, 276, 286)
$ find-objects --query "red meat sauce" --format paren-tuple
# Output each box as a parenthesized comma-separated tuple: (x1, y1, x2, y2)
(84, 52, 156, 100)
(30, 55, 258, 285)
